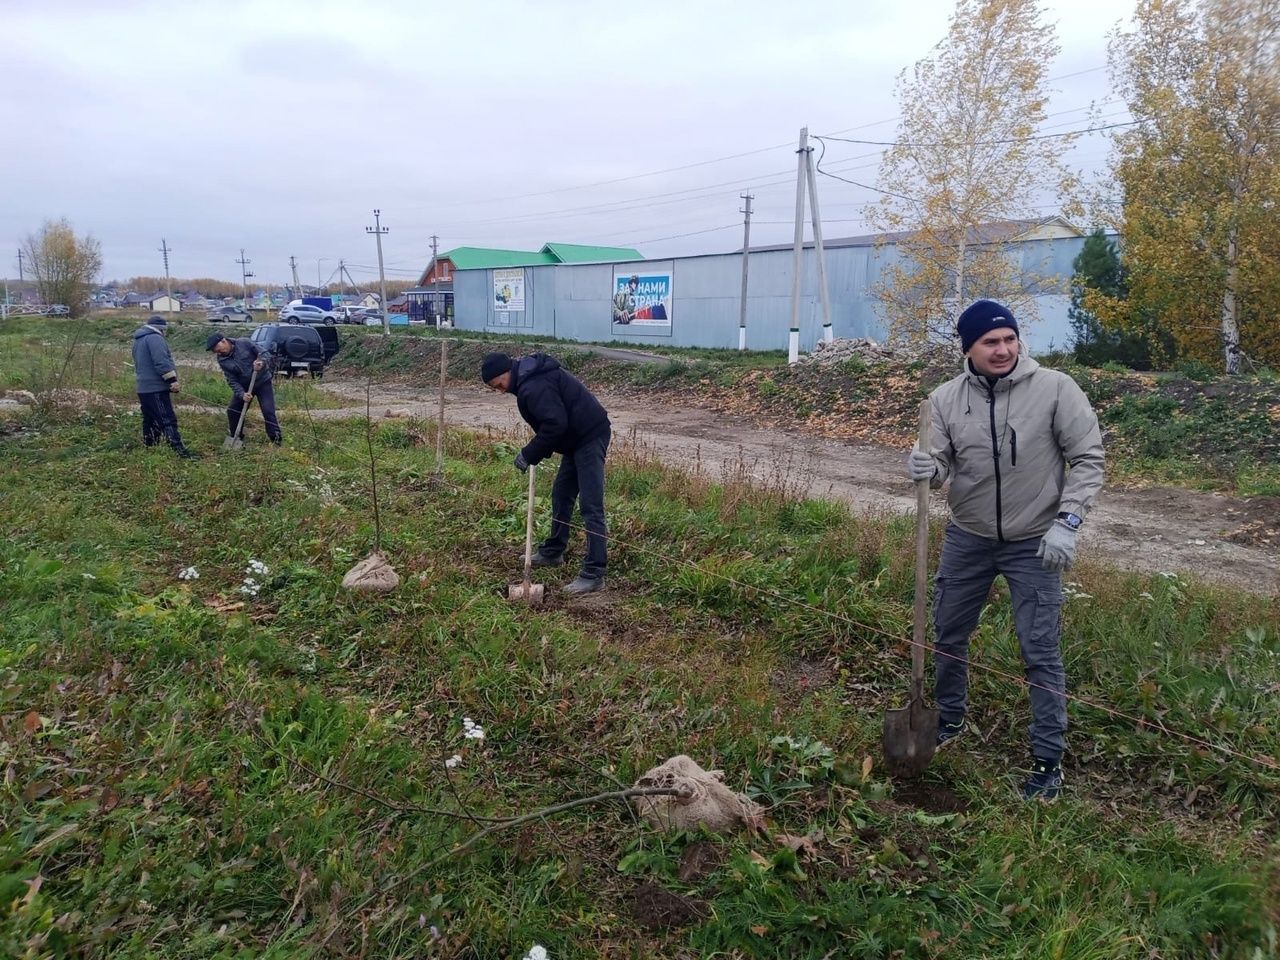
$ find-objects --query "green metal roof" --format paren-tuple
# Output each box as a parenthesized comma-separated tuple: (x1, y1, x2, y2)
(440, 247, 558, 269)
(438, 243, 644, 271)
(539, 243, 643, 263)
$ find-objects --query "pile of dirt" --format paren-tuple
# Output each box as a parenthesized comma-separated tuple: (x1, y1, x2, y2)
(631, 881, 707, 931)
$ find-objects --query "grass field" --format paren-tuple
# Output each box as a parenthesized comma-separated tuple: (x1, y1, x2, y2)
(2, 320, 1278, 958)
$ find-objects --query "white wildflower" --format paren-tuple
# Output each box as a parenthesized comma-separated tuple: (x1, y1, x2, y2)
(523, 947, 548, 960)
(246, 559, 270, 576)
(461, 717, 486, 742)
(445, 754, 463, 769)
(239, 577, 261, 596)
(1138, 591, 1154, 602)
(178, 566, 200, 581)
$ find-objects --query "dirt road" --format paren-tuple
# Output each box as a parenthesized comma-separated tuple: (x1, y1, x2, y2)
(313, 377, 1280, 594)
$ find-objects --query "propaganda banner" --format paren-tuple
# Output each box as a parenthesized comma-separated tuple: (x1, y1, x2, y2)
(611, 266, 673, 330)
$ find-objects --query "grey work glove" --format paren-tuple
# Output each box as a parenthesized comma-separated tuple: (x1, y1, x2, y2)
(1037, 521, 1078, 572)
(514, 451, 529, 473)
(906, 447, 936, 483)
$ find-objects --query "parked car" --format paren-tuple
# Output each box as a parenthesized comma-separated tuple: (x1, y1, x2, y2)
(359, 310, 387, 326)
(280, 303, 337, 325)
(248, 323, 339, 378)
(335, 304, 376, 324)
(207, 304, 254, 323)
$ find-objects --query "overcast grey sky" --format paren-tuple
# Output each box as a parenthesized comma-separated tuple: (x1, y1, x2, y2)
(2, 0, 1125, 289)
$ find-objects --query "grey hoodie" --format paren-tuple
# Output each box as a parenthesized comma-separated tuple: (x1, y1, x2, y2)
(131, 325, 178, 394)
(922, 353, 1104, 542)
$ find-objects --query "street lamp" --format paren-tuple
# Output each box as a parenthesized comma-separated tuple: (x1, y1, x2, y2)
(316, 257, 330, 295)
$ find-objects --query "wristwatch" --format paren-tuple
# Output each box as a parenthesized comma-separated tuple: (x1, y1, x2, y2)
(1056, 511, 1083, 531)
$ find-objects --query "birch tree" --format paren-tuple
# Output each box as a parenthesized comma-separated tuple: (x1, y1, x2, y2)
(1101, 0, 1280, 373)
(867, 0, 1079, 345)
(22, 219, 103, 318)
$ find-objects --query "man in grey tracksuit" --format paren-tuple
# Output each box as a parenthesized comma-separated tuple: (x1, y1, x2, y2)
(206, 333, 281, 445)
(907, 299, 1104, 800)
(131, 315, 195, 458)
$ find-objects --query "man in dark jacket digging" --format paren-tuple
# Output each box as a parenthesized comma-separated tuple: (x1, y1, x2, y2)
(482, 351, 611, 595)
(206, 333, 282, 445)
(907, 299, 1105, 801)
(131, 315, 196, 458)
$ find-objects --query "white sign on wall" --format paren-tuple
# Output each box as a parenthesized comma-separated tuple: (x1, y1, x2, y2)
(493, 268, 526, 313)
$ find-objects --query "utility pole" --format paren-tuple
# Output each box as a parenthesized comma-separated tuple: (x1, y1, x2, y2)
(338, 259, 346, 299)
(159, 238, 172, 312)
(289, 255, 300, 300)
(803, 149, 834, 345)
(430, 233, 440, 324)
(366, 209, 390, 336)
(737, 193, 753, 351)
(236, 249, 254, 308)
(17, 249, 25, 283)
(788, 127, 808, 365)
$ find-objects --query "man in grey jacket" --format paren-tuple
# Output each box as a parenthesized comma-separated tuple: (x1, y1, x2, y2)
(907, 299, 1104, 800)
(206, 333, 281, 445)
(131, 316, 196, 458)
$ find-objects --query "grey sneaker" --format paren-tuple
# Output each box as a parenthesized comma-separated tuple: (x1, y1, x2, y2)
(936, 718, 966, 749)
(564, 575, 603, 595)
(531, 552, 564, 568)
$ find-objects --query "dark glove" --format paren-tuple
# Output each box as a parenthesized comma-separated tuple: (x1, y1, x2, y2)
(514, 452, 529, 473)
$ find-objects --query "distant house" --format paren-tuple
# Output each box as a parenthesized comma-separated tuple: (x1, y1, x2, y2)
(387, 294, 408, 314)
(120, 292, 149, 308)
(147, 294, 182, 313)
(358, 292, 380, 310)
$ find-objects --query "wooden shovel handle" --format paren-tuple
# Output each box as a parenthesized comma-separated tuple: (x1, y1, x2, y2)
(912, 398, 931, 701)
(523, 463, 536, 586)
(232, 367, 258, 437)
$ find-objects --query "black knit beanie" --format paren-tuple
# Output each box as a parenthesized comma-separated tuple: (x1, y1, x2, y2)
(480, 352, 512, 383)
(956, 300, 1018, 352)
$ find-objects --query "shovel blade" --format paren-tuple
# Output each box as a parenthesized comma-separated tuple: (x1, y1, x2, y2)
(881, 698, 940, 777)
(507, 580, 545, 604)
(223, 434, 244, 450)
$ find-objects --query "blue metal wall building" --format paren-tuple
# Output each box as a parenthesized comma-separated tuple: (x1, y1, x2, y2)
(452, 233, 1089, 353)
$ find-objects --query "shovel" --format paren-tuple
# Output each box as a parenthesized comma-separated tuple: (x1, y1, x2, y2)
(223, 368, 258, 451)
(508, 463, 545, 604)
(882, 398, 940, 777)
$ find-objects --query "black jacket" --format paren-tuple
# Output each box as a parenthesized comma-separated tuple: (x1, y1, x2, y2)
(513, 353, 610, 464)
(216, 338, 272, 400)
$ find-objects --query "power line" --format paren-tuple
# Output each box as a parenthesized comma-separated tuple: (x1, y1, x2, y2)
(402, 64, 1112, 215)
(818, 119, 1140, 149)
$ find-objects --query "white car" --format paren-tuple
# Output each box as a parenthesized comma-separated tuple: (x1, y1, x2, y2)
(280, 303, 337, 325)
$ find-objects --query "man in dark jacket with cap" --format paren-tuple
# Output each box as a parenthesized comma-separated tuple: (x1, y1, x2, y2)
(482, 351, 611, 594)
(131, 315, 196, 458)
(907, 299, 1104, 801)
(206, 333, 281, 445)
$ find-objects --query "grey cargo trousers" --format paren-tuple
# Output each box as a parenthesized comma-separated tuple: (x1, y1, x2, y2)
(933, 523, 1068, 760)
